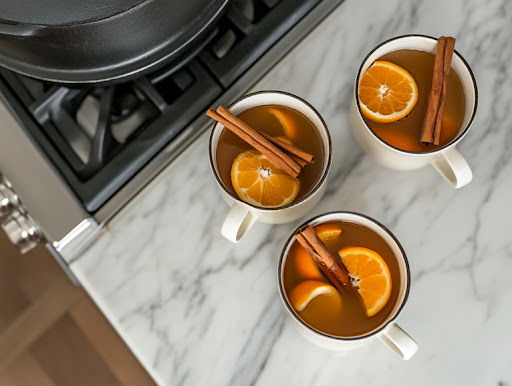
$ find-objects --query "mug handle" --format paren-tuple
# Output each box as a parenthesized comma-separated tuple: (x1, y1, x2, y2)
(430, 147, 472, 188)
(221, 203, 260, 243)
(378, 323, 418, 360)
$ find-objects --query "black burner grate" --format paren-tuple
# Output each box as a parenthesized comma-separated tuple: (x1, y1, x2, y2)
(0, 0, 322, 212)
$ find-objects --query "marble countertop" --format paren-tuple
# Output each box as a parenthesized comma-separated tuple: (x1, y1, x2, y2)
(70, 0, 512, 385)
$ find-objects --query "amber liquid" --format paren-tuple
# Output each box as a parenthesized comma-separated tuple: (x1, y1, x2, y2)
(216, 105, 324, 202)
(364, 49, 466, 152)
(283, 221, 401, 337)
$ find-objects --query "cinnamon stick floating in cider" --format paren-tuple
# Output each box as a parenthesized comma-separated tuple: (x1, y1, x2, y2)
(421, 36, 456, 145)
(261, 132, 315, 165)
(295, 225, 350, 293)
(217, 106, 313, 174)
(206, 105, 315, 177)
(206, 108, 300, 177)
(287, 153, 308, 168)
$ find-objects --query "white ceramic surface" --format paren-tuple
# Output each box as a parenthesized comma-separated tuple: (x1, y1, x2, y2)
(351, 35, 476, 188)
(209, 91, 331, 242)
(70, 0, 512, 385)
(278, 212, 418, 360)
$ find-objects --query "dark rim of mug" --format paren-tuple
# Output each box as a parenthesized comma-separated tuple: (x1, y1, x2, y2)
(277, 211, 411, 341)
(354, 34, 478, 155)
(208, 90, 332, 212)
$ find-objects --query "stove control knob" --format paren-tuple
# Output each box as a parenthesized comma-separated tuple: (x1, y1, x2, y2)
(2, 210, 42, 253)
(0, 180, 19, 217)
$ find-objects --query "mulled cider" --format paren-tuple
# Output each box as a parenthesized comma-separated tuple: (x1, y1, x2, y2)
(282, 220, 401, 337)
(358, 45, 466, 152)
(215, 105, 324, 208)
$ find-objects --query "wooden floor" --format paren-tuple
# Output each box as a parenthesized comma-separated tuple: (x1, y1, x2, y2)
(0, 231, 155, 386)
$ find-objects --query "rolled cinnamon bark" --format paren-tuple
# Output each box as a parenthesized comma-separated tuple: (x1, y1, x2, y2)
(261, 133, 315, 165)
(295, 226, 350, 293)
(206, 108, 301, 177)
(421, 36, 456, 146)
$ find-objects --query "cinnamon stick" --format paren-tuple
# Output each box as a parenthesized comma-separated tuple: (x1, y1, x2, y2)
(216, 106, 311, 175)
(421, 37, 447, 144)
(295, 226, 350, 293)
(289, 154, 308, 168)
(434, 37, 456, 145)
(421, 36, 456, 145)
(206, 108, 301, 177)
(261, 133, 315, 165)
(216, 106, 303, 176)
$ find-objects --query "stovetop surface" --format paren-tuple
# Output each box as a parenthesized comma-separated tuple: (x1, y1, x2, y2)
(0, 0, 322, 212)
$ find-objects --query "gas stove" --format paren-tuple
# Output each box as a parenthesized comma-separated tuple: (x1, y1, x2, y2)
(0, 0, 342, 271)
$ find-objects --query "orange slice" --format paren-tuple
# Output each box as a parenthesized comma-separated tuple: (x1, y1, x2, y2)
(338, 247, 392, 317)
(231, 150, 300, 208)
(294, 246, 324, 280)
(288, 280, 338, 312)
(269, 107, 297, 140)
(358, 60, 418, 123)
(314, 223, 342, 242)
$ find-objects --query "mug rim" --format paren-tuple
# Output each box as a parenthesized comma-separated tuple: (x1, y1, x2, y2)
(277, 211, 411, 341)
(208, 90, 332, 212)
(354, 33, 478, 156)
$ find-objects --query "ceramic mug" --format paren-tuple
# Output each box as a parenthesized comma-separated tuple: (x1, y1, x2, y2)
(278, 211, 418, 360)
(209, 91, 331, 243)
(351, 34, 477, 188)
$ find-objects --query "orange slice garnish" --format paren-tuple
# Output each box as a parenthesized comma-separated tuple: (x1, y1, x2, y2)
(269, 107, 297, 140)
(358, 60, 418, 123)
(338, 247, 392, 317)
(231, 150, 300, 208)
(288, 280, 339, 312)
(294, 246, 324, 280)
(314, 223, 342, 242)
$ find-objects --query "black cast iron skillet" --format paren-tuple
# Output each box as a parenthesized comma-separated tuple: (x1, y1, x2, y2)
(0, 0, 228, 84)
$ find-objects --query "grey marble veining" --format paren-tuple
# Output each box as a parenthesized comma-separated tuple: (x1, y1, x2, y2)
(70, 0, 512, 385)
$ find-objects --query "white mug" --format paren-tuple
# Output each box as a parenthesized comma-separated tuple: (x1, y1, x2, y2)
(351, 35, 477, 188)
(209, 91, 331, 243)
(278, 211, 418, 360)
